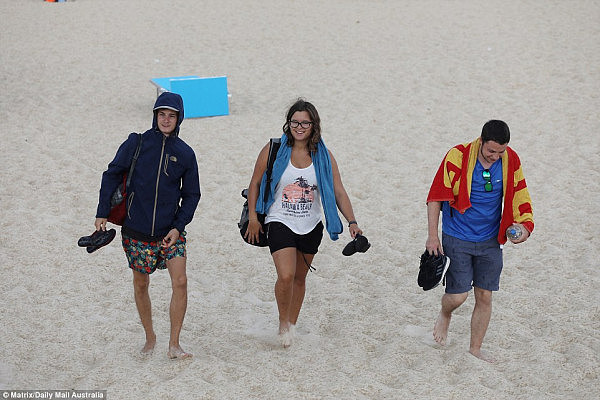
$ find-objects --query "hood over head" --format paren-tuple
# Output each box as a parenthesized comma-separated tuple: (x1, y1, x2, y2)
(152, 92, 185, 136)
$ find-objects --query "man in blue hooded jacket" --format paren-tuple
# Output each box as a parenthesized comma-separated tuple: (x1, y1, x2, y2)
(94, 92, 201, 359)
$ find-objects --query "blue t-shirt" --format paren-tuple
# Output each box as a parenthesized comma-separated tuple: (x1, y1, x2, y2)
(442, 159, 503, 242)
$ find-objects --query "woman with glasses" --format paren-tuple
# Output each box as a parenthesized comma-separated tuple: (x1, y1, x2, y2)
(425, 120, 534, 363)
(245, 99, 364, 347)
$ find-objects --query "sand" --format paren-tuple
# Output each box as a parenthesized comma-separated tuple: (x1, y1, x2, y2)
(1, 0, 598, 399)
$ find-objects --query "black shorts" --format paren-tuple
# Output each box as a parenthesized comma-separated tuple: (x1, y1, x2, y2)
(267, 221, 324, 255)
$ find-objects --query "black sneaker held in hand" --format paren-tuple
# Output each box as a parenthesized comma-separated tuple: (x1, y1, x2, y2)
(417, 250, 450, 291)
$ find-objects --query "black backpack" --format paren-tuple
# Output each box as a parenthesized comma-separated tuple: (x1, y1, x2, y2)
(238, 138, 281, 247)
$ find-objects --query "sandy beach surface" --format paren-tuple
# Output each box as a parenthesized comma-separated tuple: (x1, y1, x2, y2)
(1, 1, 599, 399)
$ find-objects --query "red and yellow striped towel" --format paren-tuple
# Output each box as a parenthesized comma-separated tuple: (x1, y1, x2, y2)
(427, 138, 534, 244)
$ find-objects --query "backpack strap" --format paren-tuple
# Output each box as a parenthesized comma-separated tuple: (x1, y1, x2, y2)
(125, 133, 143, 190)
(262, 138, 281, 205)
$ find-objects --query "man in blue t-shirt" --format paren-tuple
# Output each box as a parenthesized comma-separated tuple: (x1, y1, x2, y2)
(425, 120, 534, 363)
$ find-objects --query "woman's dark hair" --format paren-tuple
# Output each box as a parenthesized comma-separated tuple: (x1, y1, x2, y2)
(282, 99, 322, 153)
(481, 120, 510, 145)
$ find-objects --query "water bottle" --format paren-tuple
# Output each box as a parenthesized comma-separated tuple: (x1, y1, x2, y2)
(506, 225, 523, 241)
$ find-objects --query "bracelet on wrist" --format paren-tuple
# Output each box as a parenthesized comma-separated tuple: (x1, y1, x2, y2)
(348, 220, 357, 227)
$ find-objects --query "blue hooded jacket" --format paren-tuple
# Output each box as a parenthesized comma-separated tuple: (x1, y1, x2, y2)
(96, 92, 201, 240)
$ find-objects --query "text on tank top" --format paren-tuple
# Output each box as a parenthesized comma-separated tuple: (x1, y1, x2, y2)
(265, 160, 322, 234)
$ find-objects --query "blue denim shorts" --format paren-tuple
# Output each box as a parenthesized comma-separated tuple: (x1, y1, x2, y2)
(442, 232, 503, 294)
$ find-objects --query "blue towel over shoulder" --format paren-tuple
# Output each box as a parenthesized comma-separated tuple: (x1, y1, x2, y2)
(256, 134, 343, 240)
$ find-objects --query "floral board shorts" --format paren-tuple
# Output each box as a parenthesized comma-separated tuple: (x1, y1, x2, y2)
(122, 231, 186, 275)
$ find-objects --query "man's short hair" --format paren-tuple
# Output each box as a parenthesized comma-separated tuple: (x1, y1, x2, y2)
(481, 120, 510, 144)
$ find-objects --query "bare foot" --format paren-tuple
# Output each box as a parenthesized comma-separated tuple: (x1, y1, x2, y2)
(167, 346, 192, 360)
(140, 334, 156, 355)
(469, 348, 496, 363)
(279, 321, 292, 348)
(433, 313, 451, 346)
(279, 331, 292, 348)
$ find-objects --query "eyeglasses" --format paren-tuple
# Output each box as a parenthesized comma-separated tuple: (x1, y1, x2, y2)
(482, 169, 492, 192)
(289, 120, 313, 129)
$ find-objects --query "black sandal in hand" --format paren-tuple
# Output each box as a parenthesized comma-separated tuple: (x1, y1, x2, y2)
(78, 229, 116, 253)
(342, 234, 371, 256)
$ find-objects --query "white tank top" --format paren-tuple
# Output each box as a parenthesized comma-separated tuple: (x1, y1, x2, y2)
(265, 160, 322, 234)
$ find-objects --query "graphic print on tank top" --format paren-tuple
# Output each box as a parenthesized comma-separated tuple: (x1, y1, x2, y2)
(280, 176, 318, 218)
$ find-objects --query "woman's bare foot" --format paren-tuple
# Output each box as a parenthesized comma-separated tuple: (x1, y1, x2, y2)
(279, 321, 292, 348)
(167, 345, 192, 360)
(140, 334, 156, 355)
(433, 312, 451, 345)
(469, 348, 496, 363)
(279, 331, 292, 348)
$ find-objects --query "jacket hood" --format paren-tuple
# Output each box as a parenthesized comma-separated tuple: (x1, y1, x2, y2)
(152, 92, 185, 136)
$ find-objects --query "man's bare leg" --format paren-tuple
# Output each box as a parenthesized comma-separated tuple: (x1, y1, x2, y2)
(166, 256, 191, 359)
(133, 270, 156, 354)
(469, 287, 495, 363)
(433, 292, 468, 345)
(272, 248, 297, 347)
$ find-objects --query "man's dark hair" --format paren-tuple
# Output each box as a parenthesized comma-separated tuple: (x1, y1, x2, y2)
(481, 120, 510, 144)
